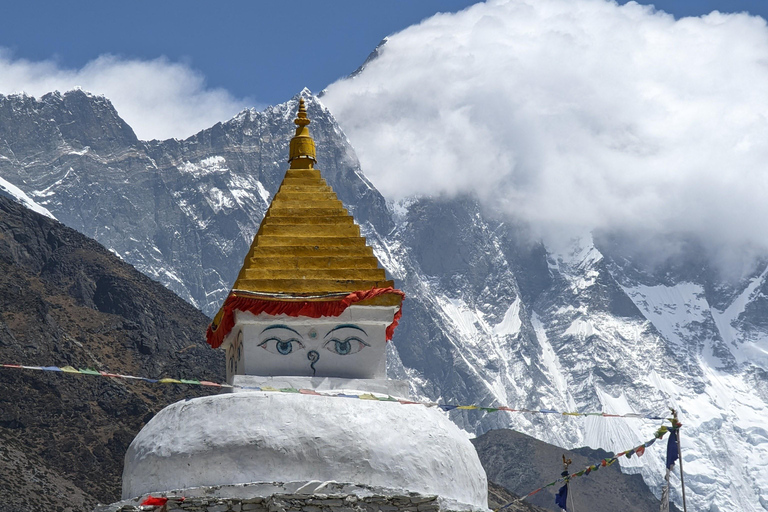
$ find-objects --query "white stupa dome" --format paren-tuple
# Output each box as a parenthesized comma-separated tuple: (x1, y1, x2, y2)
(122, 390, 488, 509)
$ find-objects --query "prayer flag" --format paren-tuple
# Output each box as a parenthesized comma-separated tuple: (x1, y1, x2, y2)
(555, 484, 568, 510)
(666, 429, 679, 469)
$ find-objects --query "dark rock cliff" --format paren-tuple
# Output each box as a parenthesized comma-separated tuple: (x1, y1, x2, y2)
(0, 195, 224, 511)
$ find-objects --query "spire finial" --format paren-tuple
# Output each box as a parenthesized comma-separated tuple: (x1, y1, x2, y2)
(295, 97, 310, 128)
(289, 96, 316, 169)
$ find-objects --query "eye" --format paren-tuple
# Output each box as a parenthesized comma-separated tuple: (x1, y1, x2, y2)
(259, 337, 305, 355)
(323, 337, 369, 355)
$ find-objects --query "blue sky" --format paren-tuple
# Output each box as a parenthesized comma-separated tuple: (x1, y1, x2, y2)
(1, 0, 766, 105)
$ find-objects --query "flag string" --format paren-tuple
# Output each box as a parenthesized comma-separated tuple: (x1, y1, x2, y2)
(0, 363, 667, 420)
(498, 424, 679, 511)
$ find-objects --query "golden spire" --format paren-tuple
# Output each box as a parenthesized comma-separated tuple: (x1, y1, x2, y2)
(289, 97, 317, 169)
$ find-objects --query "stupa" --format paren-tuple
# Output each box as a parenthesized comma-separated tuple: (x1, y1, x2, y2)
(107, 96, 489, 512)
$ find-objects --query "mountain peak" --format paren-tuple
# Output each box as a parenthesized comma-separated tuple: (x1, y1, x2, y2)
(0, 87, 139, 156)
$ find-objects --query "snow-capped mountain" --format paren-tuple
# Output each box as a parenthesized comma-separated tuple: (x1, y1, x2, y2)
(0, 89, 766, 512)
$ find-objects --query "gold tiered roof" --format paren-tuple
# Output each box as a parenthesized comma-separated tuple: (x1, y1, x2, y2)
(230, 98, 397, 303)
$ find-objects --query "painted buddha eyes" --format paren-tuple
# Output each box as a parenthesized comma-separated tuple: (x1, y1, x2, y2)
(323, 337, 369, 355)
(258, 324, 369, 356)
(259, 337, 305, 355)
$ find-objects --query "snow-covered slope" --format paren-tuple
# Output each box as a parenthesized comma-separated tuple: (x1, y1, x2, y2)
(1, 90, 767, 511)
(0, 175, 55, 219)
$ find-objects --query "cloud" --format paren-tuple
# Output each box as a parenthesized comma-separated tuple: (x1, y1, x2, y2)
(322, 0, 768, 266)
(0, 51, 252, 140)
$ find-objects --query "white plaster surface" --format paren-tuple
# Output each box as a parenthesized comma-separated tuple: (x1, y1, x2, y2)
(229, 375, 411, 398)
(222, 306, 398, 381)
(122, 392, 488, 508)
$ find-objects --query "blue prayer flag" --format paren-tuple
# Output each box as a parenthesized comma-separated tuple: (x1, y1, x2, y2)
(666, 429, 679, 469)
(555, 484, 568, 510)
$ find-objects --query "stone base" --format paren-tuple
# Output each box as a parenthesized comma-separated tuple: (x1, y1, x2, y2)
(97, 481, 488, 512)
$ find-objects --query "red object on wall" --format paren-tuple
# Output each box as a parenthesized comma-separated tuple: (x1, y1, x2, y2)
(140, 496, 168, 506)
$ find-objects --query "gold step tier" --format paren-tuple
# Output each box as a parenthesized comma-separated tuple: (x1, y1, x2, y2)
(248, 256, 381, 269)
(263, 216, 355, 226)
(236, 279, 395, 294)
(231, 167, 398, 299)
(267, 208, 350, 218)
(243, 268, 387, 280)
(258, 224, 361, 237)
(248, 246, 375, 257)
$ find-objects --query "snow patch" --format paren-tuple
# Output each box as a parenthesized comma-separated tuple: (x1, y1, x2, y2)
(493, 297, 521, 337)
(622, 282, 709, 347)
(531, 313, 573, 409)
(0, 176, 56, 219)
(256, 181, 271, 205)
(30, 167, 73, 198)
(180, 156, 228, 177)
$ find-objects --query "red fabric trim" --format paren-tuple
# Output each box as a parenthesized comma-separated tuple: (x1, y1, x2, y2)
(206, 287, 405, 349)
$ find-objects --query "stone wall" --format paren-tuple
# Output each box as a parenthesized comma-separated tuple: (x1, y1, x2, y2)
(101, 493, 444, 512)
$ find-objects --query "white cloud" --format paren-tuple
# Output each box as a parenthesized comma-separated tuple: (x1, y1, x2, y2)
(0, 51, 252, 140)
(322, 0, 768, 264)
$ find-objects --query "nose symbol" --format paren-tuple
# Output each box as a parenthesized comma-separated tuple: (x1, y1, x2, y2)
(307, 350, 320, 375)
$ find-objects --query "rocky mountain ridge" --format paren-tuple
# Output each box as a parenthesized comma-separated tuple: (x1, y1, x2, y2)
(1, 89, 766, 511)
(0, 194, 223, 511)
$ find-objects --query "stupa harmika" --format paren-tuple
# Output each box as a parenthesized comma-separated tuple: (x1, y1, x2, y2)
(102, 96, 489, 512)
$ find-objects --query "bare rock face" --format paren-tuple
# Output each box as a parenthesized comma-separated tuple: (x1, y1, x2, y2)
(0, 195, 224, 510)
